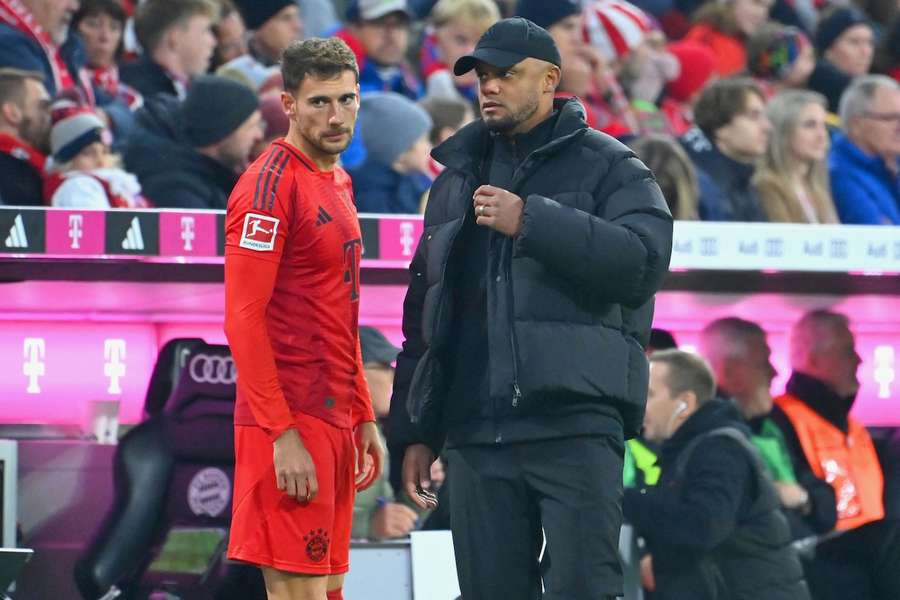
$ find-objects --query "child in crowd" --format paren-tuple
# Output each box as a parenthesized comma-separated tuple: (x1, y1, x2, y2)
(350, 92, 434, 214)
(44, 110, 146, 208)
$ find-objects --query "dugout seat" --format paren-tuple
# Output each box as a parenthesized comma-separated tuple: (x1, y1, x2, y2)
(74, 343, 265, 600)
(142, 338, 205, 418)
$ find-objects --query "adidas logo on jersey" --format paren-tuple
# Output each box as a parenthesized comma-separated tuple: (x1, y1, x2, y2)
(121, 217, 144, 250)
(4, 214, 28, 248)
(315, 206, 333, 227)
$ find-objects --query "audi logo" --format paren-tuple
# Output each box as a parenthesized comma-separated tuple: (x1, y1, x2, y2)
(189, 354, 237, 385)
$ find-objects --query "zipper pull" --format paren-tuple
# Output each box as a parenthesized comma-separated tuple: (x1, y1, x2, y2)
(513, 383, 522, 407)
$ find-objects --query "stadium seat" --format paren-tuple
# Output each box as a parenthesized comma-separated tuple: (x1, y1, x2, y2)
(142, 338, 205, 418)
(74, 343, 264, 599)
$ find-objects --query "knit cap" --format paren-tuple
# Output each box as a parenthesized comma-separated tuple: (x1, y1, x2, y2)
(584, 0, 656, 62)
(181, 75, 259, 148)
(814, 7, 869, 54)
(666, 41, 717, 102)
(233, 0, 295, 30)
(50, 111, 110, 163)
(359, 92, 432, 167)
(748, 25, 811, 80)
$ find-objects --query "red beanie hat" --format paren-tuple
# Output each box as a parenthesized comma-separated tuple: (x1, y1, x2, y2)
(666, 41, 717, 103)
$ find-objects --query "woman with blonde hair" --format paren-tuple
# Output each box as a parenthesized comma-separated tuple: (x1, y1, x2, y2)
(753, 90, 839, 223)
(629, 134, 700, 220)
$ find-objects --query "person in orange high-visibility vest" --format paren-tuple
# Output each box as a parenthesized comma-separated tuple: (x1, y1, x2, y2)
(770, 310, 900, 600)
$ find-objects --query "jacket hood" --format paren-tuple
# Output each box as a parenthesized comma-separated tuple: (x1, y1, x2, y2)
(431, 97, 589, 173)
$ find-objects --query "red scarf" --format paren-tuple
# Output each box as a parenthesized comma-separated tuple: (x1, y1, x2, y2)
(43, 171, 148, 208)
(84, 65, 142, 110)
(0, 0, 74, 92)
(0, 132, 46, 173)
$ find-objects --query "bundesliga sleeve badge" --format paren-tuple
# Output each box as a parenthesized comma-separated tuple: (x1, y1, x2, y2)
(239, 213, 279, 251)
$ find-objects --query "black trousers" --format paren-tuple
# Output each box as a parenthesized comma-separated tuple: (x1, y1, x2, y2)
(804, 518, 900, 600)
(446, 435, 625, 600)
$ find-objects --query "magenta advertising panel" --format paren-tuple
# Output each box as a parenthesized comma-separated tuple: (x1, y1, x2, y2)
(44, 210, 106, 255)
(0, 287, 897, 428)
(158, 211, 218, 257)
(377, 217, 422, 262)
(3, 322, 157, 425)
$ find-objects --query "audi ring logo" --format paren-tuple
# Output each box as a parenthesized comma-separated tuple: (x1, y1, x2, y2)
(189, 354, 237, 385)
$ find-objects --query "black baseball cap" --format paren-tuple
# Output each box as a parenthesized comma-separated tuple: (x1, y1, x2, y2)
(453, 17, 561, 76)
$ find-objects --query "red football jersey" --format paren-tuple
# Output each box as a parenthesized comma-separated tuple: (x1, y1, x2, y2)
(224, 139, 374, 439)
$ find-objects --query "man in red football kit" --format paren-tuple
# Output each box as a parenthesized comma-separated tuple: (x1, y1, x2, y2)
(223, 37, 384, 600)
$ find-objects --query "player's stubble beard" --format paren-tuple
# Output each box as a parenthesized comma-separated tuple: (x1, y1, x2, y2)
(309, 126, 354, 158)
(482, 90, 540, 134)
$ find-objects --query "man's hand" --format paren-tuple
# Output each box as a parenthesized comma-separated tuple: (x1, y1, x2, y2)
(402, 443, 438, 509)
(473, 185, 524, 237)
(371, 502, 419, 540)
(355, 421, 385, 491)
(775, 482, 811, 513)
(273, 428, 318, 503)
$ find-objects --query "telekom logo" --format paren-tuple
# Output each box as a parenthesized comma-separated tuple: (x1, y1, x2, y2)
(181, 216, 196, 251)
(874, 345, 895, 399)
(104, 339, 127, 394)
(399, 221, 415, 257)
(68, 214, 83, 249)
(23, 337, 45, 394)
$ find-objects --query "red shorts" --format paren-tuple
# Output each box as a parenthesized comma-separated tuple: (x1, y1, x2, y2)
(227, 412, 355, 575)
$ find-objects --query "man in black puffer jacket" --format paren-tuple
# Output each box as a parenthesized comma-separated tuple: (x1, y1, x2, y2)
(387, 17, 672, 600)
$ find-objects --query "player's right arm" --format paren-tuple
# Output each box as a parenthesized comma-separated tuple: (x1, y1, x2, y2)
(224, 158, 317, 501)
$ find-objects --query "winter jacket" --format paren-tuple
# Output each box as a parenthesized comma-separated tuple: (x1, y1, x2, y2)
(808, 60, 853, 114)
(681, 127, 768, 222)
(624, 400, 810, 600)
(123, 96, 238, 209)
(350, 159, 431, 214)
(387, 98, 673, 456)
(828, 134, 900, 225)
(120, 56, 182, 100)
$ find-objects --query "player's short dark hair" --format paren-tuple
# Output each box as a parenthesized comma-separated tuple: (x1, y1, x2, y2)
(0, 68, 44, 107)
(650, 349, 717, 406)
(281, 38, 359, 94)
(135, 0, 219, 54)
(694, 77, 765, 140)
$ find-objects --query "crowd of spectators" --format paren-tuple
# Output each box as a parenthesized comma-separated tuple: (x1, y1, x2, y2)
(0, 0, 896, 222)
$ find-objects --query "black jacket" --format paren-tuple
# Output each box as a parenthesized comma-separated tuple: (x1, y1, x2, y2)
(120, 56, 180, 100)
(624, 400, 809, 600)
(387, 98, 673, 457)
(123, 96, 238, 209)
(681, 127, 767, 222)
(0, 151, 43, 206)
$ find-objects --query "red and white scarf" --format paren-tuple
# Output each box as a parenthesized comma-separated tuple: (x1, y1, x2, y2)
(0, 0, 74, 92)
(0, 132, 46, 174)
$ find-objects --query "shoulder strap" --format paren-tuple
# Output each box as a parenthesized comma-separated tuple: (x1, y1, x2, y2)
(674, 426, 766, 481)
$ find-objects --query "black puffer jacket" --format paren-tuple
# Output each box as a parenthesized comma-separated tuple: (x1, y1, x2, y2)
(388, 98, 673, 455)
(123, 96, 238, 209)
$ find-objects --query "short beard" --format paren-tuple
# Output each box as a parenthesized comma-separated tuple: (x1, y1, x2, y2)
(20, 118, 50, 154)
(483, 95, 540, 134)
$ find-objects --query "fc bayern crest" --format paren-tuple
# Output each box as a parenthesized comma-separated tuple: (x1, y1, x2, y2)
(304, 528, 330, 562)
(187, 467, 232, 517)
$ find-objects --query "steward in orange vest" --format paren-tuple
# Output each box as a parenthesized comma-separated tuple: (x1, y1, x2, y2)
(773, 373, 884, 531)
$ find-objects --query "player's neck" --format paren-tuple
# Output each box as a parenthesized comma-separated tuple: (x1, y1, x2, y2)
(283, 131, 339, 172)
